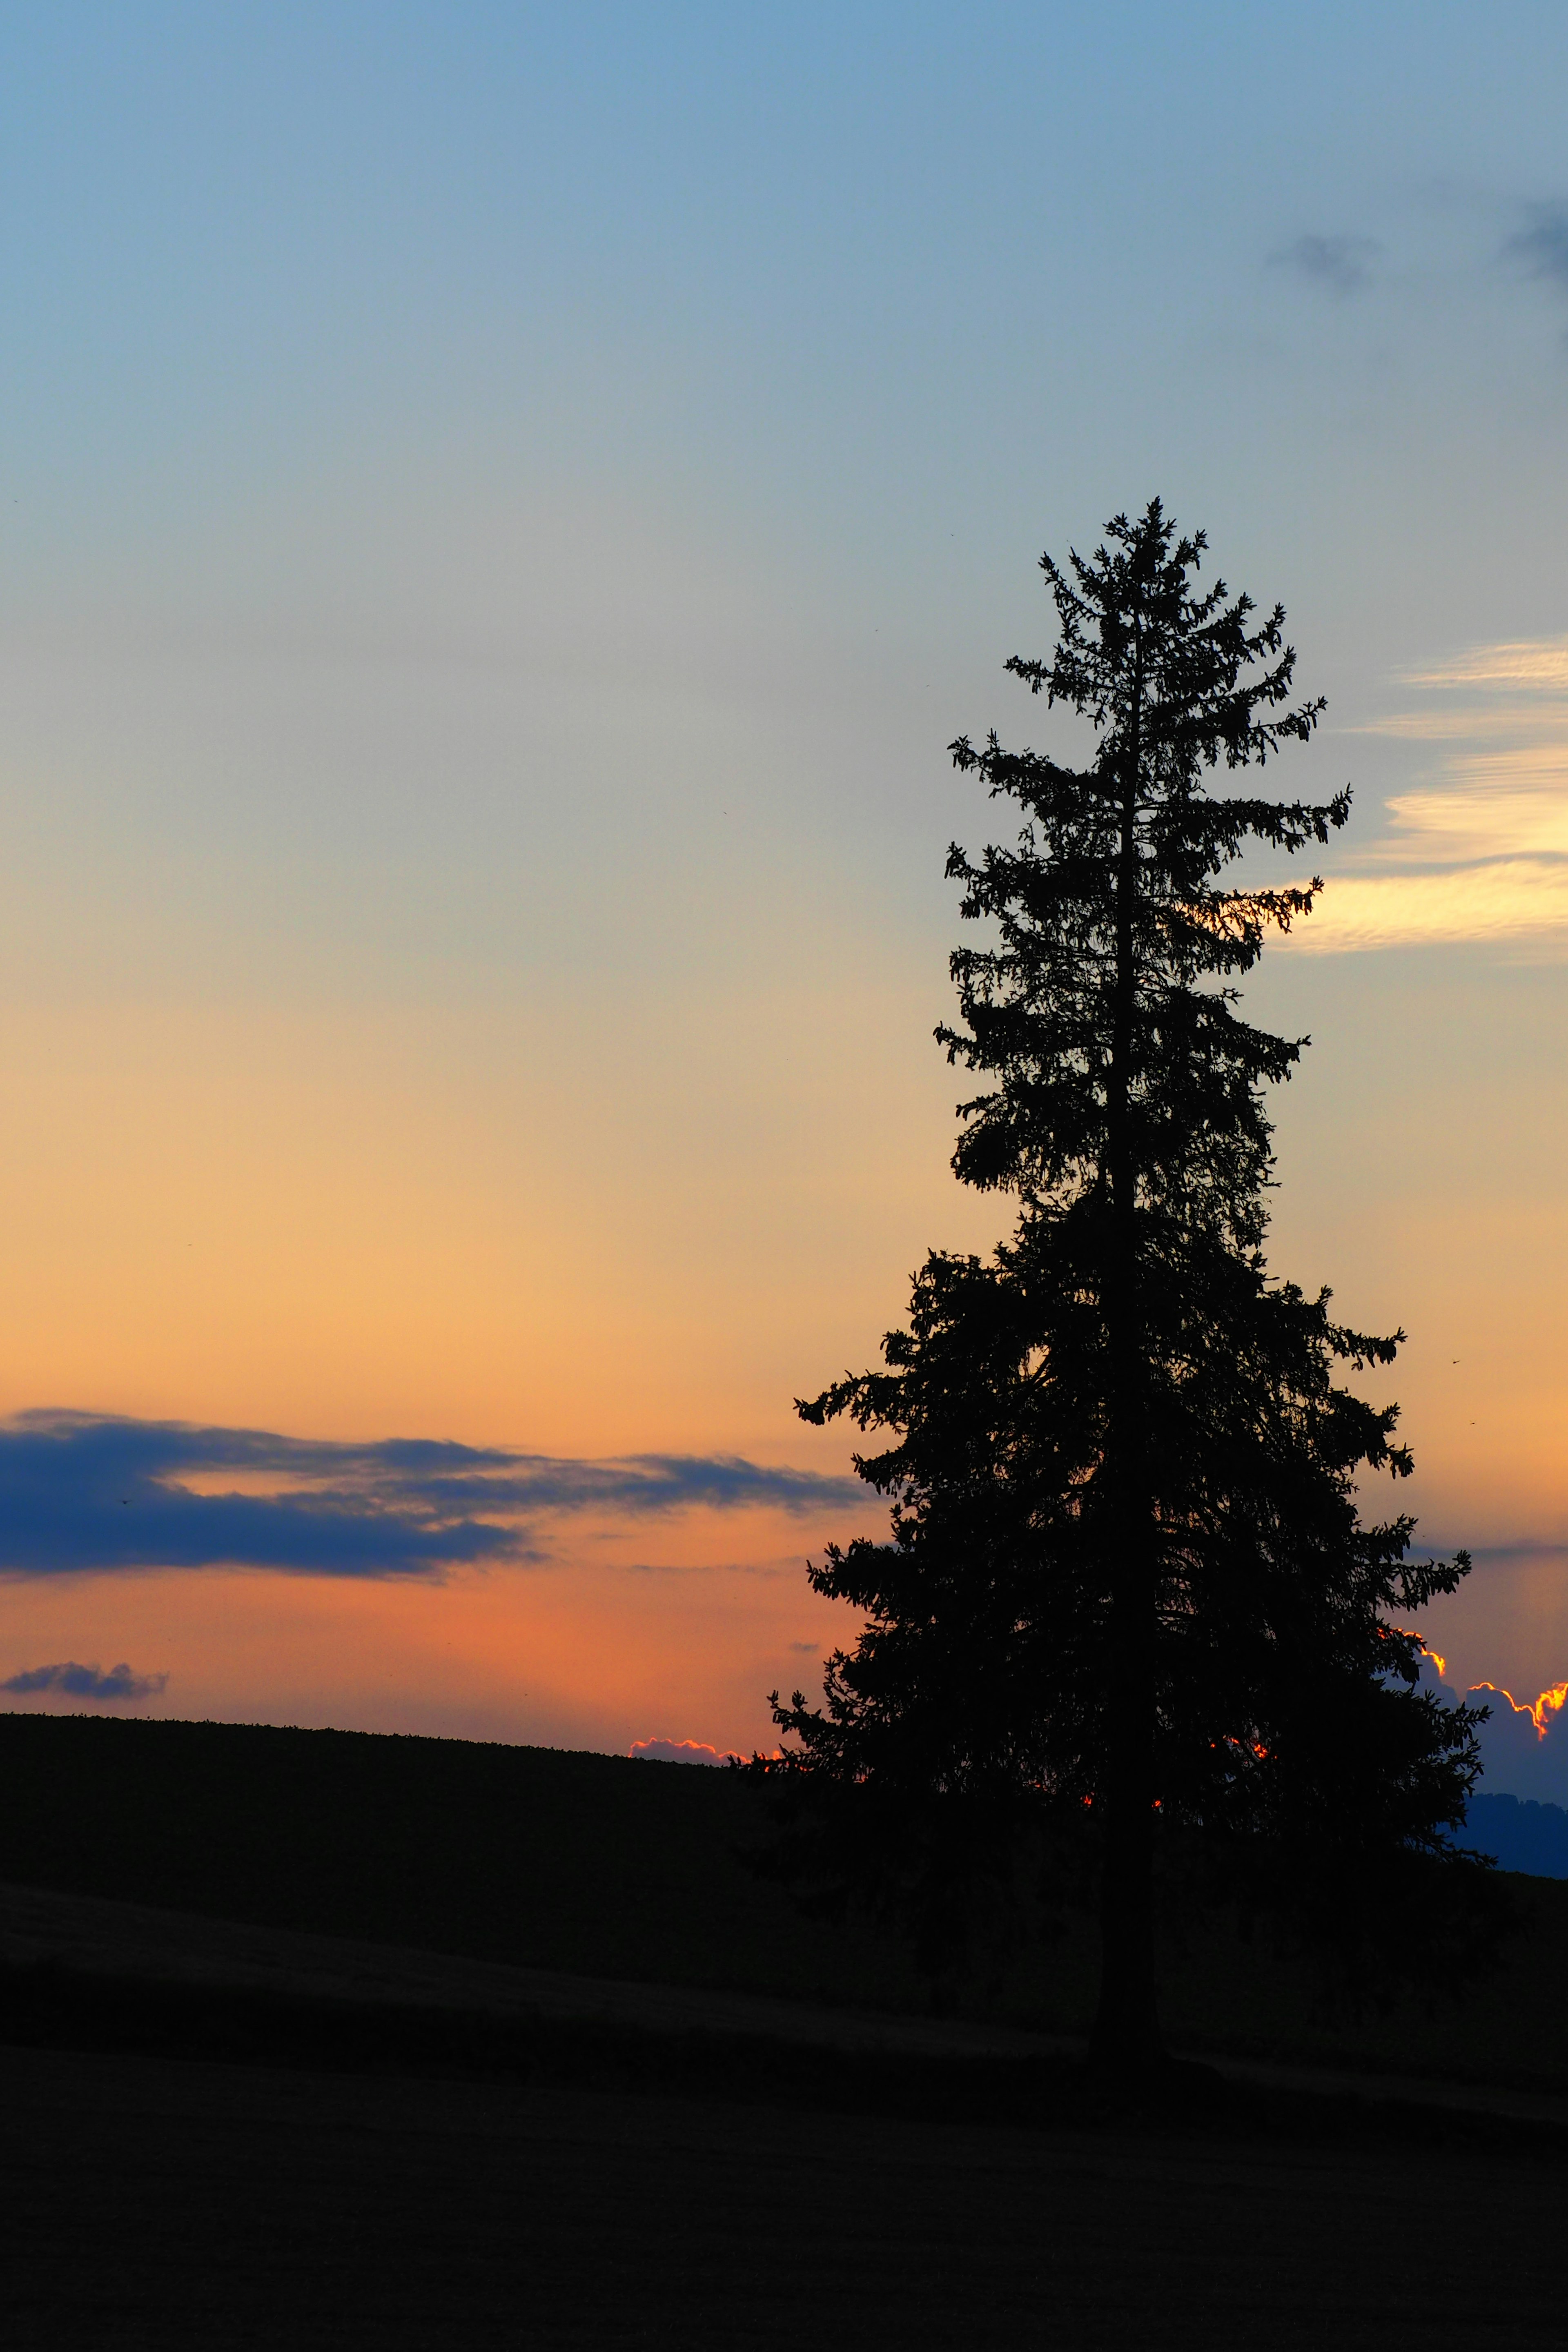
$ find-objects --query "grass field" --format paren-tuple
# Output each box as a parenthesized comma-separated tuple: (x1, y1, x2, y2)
(6, 2038, 1566, 2352)
(4, 1711, 1567, 2097)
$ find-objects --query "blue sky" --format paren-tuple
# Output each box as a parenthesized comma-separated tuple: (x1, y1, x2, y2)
(8, 3, 1568, 674)
(1, 2, 1566, 1759)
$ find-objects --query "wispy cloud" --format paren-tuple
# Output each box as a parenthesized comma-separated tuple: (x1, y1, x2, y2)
(1294, 862, 1568, 951)
(1290, 638, 1568, 951)
(1380, 779, 1568, 864)
(1, 1659, 167, 1702)
(1400, 639, 1568, 691)
(1503, 201, 1568, 295)
(1354, 706, 1554, 743)
(0, 1410, 862, 1580)
(1267, 232, 1380, 294)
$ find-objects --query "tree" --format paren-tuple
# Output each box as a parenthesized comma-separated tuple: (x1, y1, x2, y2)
(766, 502, 1486, 2076)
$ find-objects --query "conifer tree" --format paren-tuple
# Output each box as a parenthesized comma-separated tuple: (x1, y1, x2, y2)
(769, 502, 1484, 2073)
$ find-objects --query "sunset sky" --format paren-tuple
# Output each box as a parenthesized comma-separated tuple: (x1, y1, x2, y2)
(2, 4, 1566, 1796)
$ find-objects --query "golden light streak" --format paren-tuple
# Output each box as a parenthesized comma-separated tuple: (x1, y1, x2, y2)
(1468, 1681, 1568, 1739)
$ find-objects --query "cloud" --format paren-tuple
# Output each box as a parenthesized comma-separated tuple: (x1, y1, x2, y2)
(1417, 1649, 1568, 1809)
(0, 1410, 862, 1581)
(1285, 639, 1568, 951)
(1449, 1541, 1568, 1566)
(1382, 780, 1568, 863)
(1467, 1680, 1568, 1806)
(628, 1737, 735, 1766)
(1399, 639, 1568, 691)
(1356, 707, 1555, 744)
(1289, 860, 1568, 951)
(1, 1659, 167, 1703)
(1268, 232, 1380, 294)
(1504, 200, 1568, 294)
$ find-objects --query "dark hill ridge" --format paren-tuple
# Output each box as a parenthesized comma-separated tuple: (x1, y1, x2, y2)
(5, 1711, 1568, 2096)
(1461, 1792, 1568, 1879)
(0, 1711, 928, 2011)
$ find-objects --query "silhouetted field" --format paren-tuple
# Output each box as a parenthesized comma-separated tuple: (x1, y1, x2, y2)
(4, 2038, 1562, 2352)
(2, 1711, 1567, 2093)
(0, 1711, 930, 2001)
(7, 1713, 1568, 2347)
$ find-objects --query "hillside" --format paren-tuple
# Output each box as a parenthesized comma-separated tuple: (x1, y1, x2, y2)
(1460, 1792, 1568, 1878)
(0, 1711, 928, 2009)
(4, 1711, 1568, 2095)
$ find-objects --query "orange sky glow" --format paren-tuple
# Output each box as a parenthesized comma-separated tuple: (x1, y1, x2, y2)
(3, 13, 1566, 1779)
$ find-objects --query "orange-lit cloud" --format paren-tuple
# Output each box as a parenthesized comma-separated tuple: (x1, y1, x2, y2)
(1290, 860, 1568, 950)
(1418, 1648, 1568, 1809)
(1470, 1680, 1568, 1740)
(628, 1737, 735, 1765)
(1286, 638, 1568, 951)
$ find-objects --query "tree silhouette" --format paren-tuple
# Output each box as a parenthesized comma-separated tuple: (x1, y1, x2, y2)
(768, 502, 1485, 2075)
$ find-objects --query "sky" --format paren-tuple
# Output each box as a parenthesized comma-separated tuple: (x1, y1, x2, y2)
(2, 2, 1567, 1794)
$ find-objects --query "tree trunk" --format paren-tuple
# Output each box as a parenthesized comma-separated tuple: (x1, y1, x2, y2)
(1090, 624, 1167, 2079)
(1089, 1555, 1163, 2075)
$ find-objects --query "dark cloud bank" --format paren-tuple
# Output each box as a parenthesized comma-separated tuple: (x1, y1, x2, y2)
(0, 1410, 861, 1581)
(1, 1659, 166, 1702)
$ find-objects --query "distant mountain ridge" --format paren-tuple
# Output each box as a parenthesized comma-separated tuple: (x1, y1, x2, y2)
(1458, 1792, 1568, 1878)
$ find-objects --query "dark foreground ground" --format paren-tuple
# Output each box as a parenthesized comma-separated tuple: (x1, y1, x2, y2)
(5, 1713, 1568, 2345)
(3, 1880, 1566, 2350)
(4, 2036, 1563, 2352)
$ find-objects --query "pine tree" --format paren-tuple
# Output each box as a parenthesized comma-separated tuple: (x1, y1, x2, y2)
(769, 502, 1485, 2074)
